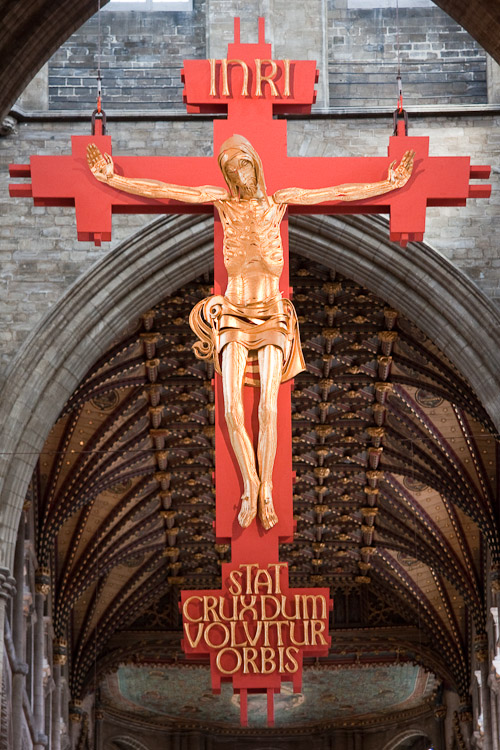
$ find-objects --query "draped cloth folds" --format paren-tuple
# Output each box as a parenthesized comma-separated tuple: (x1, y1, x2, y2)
(189, 292, 305, 387)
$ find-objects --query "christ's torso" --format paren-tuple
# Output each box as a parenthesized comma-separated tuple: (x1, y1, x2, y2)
(215, 197, 287, 306)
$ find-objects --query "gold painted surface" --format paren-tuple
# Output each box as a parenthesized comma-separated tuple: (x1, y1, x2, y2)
(87, 138, 413, 531)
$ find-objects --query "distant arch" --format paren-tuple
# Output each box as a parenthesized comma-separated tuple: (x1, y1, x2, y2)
(105, 737, 151, 750)
(382, 729, 432, 750)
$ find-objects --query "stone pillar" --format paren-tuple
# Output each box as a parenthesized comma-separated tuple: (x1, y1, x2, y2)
(14, 64, 49, 111)
(443, 690, 460, 750)
(489, 684, 499, 750)
(475, 634, 493, 750)
(94, 706, 104, 750)
(11, 511, 29, 750)
(33, 568, 50, 750)
(69, 700, 84, 749)
(487, 55, 500, 104)
(457, 701, 473, 749)
(51, 637, 67, 750)
(51, 662, 61, 750)
(0, 567, 16, 736)
(434, 702, 447, 749)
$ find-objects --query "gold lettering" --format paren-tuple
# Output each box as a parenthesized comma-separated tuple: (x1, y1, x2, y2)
(216, 647, 242, 675)
(278, 645, 285, 673)
(310, 619, 328, 646)
(243, 647, 259, 674)
(183, 623, 204, 649)
(253, 568, 273, 594)
(242, 620, 263, 646)
(221, 59, 249, 97)
(262, 620, 287, 647)
(268, 563, 287, 593)
(283, 59, 291, 98)
(209, 58, 217, 97)
(228, 569, 243, 596)
(203, 595, 220, 622)
(218, 596, 236, 621)
(239, 564, 258, 594)
(290, 620, 310, 646)
(204, 622, 230, 649)
(229, 621, 248, 648)
(272, 620, 287, 647)
(301, 594, 327, 620)
(261, 647, 277, 674)
(255, 59, 279, 97)
(238, 595, 258, 620)
(260, 595, 281, 621)
(263, 620, 271, 647)
(281, 594, 301, 620)
(182, 595, 203, 623)
(285, 646, 299, 673)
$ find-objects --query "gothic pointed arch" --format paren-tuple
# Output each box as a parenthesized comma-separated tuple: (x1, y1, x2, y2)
(0, 211, 499, 581)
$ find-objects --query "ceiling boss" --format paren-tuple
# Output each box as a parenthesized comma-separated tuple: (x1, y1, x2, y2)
(87, 136, 414, 530)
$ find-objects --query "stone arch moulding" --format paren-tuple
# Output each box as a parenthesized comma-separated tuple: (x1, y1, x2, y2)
(106, 736, 152, 750)
(0, 212, 499, 575)
(382, 729, 430, 750)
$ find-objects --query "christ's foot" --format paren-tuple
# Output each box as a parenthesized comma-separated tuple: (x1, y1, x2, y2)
(258, 482, 278, 530)
(238, 479, 259, 528)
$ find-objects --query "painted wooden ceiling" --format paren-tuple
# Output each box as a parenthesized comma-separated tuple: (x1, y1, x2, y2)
(30, 252, 498, 727)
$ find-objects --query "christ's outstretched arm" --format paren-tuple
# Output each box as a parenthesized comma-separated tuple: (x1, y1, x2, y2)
(273, 150, 415, 205)
(87, 144, 228, 204)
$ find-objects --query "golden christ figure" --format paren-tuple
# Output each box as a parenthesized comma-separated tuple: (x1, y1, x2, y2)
(87, 136, 414, 531)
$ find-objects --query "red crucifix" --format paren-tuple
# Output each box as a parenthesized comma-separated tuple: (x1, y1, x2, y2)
(9, 17, 491, 727)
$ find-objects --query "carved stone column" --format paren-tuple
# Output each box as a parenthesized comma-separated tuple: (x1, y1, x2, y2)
(475, 634, 493, 750)
(457, 702, 473, 749)
(11, 511, 29, 750)
(33, 568, 50, 750)
(489, 683, 499, 750)
(0, 567, 16, 737)
(69, 700, 84, 749)
(51, 663, 61, 750)
(51, 639, 67, 750)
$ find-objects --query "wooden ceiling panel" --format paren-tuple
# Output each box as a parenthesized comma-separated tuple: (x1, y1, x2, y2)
(30, 255, 499, 712)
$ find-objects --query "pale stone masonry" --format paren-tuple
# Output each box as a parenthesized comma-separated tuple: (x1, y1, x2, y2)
(327, 2, 486, 107)
(46, 0, 485, 112)
(0, 111, 498, 380)
(0, 0, 498, 381)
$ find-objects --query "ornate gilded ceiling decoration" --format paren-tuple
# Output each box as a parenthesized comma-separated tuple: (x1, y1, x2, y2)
(31, 253, 498, 721)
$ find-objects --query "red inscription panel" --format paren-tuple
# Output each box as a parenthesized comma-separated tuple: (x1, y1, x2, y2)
(181, 563, 332, 726)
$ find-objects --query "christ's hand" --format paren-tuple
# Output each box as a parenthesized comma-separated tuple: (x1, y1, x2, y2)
(387, 150, 415, 189)
(87, 144, 115, 183)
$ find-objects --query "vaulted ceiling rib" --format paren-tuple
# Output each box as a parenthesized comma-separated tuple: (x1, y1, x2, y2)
(29, 251, 498, 719)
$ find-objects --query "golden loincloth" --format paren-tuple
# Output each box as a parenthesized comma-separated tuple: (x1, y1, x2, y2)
(189, 292, 305, 387)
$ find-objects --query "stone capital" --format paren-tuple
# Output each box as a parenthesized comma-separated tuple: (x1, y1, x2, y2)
(13, 660, 29, 676)
(0, 566, 16, 600)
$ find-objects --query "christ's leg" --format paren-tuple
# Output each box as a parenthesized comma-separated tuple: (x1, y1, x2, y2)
(257, 344, 283, 530)
(222, 342, 260, 527)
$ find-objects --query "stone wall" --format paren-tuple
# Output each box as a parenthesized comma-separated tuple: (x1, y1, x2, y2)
(328, 2, 486, 107)
(0, 111, 498, 381)
(2, 1, 498, 378)
(43, 0, 486, 112)
(48, 1, 207, 111)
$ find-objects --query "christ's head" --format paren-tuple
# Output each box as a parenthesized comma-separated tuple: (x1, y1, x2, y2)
(218, 135, 266, 199)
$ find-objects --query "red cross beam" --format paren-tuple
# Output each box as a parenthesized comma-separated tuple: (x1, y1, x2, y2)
(8, 135, 491, 247)
(9, 18, 490, 248)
